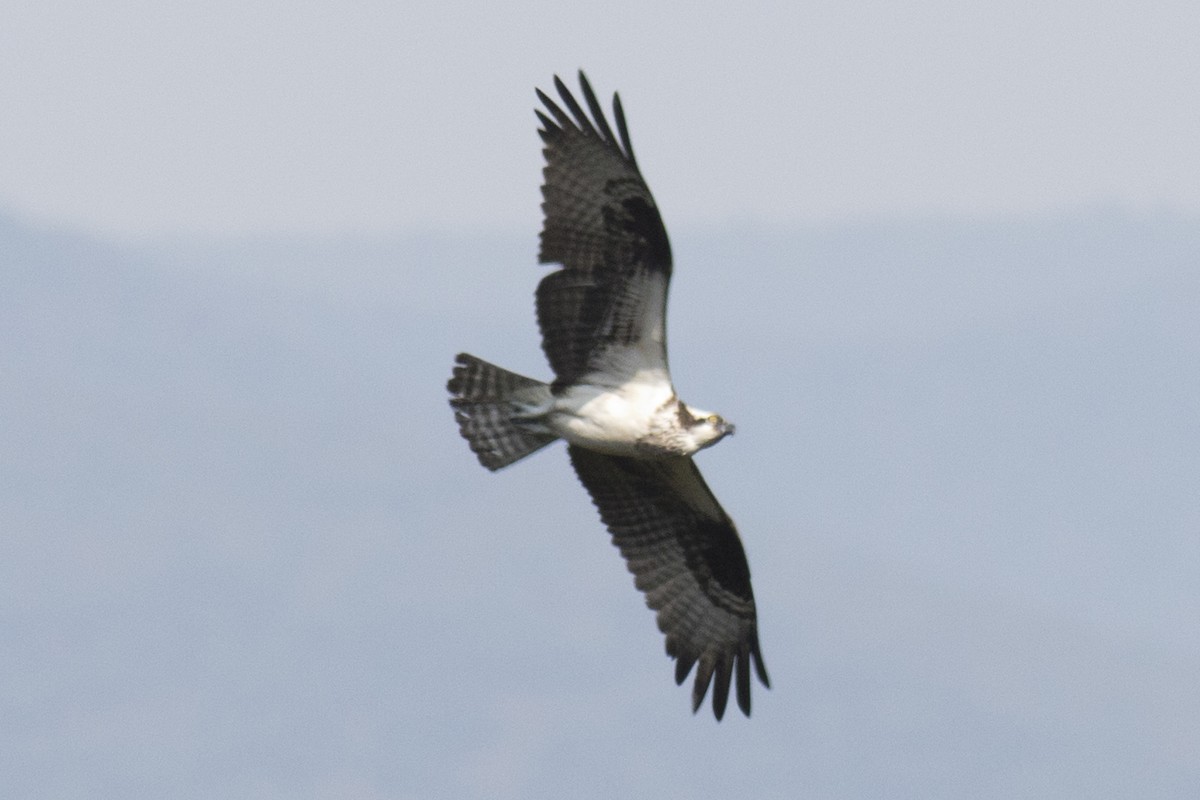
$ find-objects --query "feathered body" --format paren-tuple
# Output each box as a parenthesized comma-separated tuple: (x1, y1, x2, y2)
(447, 73, 768, 719)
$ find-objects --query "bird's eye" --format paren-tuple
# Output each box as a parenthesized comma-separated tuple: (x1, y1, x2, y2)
(706, 415, 719, 425)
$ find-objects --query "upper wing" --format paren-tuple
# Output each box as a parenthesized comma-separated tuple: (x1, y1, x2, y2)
(535, 73, 673, 390)
(567, 444, 770, 719)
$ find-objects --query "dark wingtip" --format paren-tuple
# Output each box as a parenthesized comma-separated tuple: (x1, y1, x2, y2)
(575, 70, 595, 107)
(553, 73, 570, 100)
(736, 648, 752, 716)
(447, 353, 468, 396)
(536, 84, 572, 131)
(536, 71, 635, 166)
(712, 695, 728, 721)
(681, 643, 769, 719)
(753, 635, 771, 689)
(534, 109, 557, 139)
(612, 92, 637, 168)
(673, 653, 696, 687)
(711, 657, 733, 720)
(691, 658, 714, 716)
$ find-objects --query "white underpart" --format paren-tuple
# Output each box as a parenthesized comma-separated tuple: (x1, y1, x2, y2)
(512, 270, 732, 457)
(547, 368, 676, 456)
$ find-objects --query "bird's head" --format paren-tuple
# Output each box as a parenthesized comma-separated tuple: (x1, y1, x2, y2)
(677, 403, 736, 452)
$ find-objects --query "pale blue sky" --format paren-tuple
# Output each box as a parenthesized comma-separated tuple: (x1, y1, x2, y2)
(3, 1, 1199, 237)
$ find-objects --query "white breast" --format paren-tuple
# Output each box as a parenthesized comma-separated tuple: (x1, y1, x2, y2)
(548, 373, 676, 456)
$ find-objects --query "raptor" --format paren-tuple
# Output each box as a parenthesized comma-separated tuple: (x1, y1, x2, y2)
(447, 73, 768, 719)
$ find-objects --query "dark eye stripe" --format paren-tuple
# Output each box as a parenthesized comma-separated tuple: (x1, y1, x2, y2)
(676, 403, 695, 427)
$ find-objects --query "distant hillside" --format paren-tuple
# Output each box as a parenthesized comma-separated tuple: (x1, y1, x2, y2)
(2, 209, 1198, 799)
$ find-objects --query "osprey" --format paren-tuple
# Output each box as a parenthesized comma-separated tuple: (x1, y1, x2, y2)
(447, 73, 769, 719)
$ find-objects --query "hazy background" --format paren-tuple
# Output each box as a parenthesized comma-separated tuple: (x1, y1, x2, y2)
(4, 1, 1200, 237)
(3, 3, 1200, 798)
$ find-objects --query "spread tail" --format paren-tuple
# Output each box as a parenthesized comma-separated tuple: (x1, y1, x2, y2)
(447, 353, 558, 470)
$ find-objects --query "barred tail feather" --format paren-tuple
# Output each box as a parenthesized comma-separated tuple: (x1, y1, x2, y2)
(447, 353, 558, 471)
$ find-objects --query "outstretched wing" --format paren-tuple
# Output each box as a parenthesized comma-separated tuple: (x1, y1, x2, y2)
(567, 444, 770, 719)
(535, 72, 673, 390)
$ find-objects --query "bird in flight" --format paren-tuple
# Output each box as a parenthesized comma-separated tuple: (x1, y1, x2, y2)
(447, 72, 768, 719)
